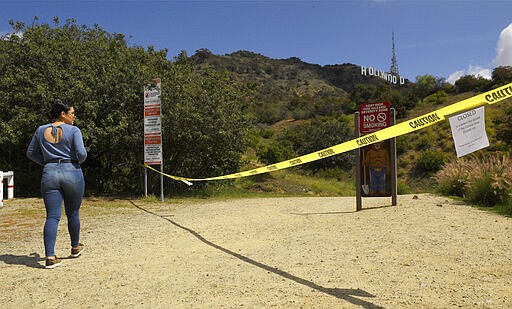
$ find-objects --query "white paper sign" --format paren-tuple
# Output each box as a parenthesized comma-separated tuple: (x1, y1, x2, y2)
(144, 144, 162, 165)
(449, 106, 489, 157)
(144, 116, 161, 134)
(144, 80, 161, 106)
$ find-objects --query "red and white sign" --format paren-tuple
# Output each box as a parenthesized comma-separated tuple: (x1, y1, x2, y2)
(144, 105, 161, 117)
(144, 134, 162, 145)
(359, 102, 390, 134)
(144, 105, 161, 134)
(144, 79, 162, 165)
(144, 78, 161, 106)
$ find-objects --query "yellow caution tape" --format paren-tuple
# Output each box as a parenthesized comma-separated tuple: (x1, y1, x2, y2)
(145, 82, 512, 182)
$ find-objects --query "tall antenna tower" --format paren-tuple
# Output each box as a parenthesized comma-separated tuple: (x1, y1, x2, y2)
(390, 31, 399, 75)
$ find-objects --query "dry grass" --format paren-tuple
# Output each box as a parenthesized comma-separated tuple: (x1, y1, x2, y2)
(435, 153, 512, 213)
(0, 197, 141, 242)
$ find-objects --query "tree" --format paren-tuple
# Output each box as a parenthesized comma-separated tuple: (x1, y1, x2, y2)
(423, 90, 448, 106)
(0, 19, 252, 195)
(282, 117, 353, 172)
(454, 75, 491, 93)
(491, 66, 512, 86)
(163, 63, 252, 191)
(174, 50, 188, 63)
(413, 74, 437, 99)
(349, 84, 378, 104)
(494, 104, 512, 147)
(256, 141, 295, 165)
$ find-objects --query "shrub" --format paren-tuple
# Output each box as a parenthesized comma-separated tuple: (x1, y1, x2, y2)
(493, 104, 512, 146)
(415, 150, 445, 174)
(465, 154, 511, 207)
(467, 176, 499, 207)
(415, 135, 432, 150)
(396, 136, 408, 155)
(281, 117, 354, 171)
(435, 153, 512, 209)
(256, 141, 295, 165)
(314, 167, 345, 180)
(259, 128, 274, 139)
(423, 90, 447, 105)
(397, 181, 412, 194)
(435, 157, 470, 197)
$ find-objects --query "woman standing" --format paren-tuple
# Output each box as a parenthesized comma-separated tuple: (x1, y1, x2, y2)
(27, 101, 87, 269)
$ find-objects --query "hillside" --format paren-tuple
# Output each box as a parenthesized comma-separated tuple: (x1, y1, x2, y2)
(190, 49, 397, 92)
(1, 20, 509, 200)
(186, 49, 511, 195)
(189, 49, 410, 125)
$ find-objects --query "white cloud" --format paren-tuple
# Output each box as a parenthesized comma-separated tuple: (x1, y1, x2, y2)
(447, 70, 465, 84)
(1, 31, 23, 40)
(447, 23, 512, 84)
(493, 22, 512, 66)
(467, 65, 492, 79)
(446, 66, 491, 84)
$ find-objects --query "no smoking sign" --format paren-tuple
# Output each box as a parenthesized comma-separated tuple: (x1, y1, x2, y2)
(359, 102, 390, 134)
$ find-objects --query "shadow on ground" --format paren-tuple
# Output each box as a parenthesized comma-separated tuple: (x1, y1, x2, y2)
(0, 253, 44, 269)
(128, 199, 384, 309)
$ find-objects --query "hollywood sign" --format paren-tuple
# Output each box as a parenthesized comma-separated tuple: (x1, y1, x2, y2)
(361, 66, 405, 85)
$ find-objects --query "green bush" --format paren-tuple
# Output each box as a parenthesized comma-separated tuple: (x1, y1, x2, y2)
(282, 117, 354, 171)
(259, 128, 274, 139)
(493, 203, 512, 217)
(435, 153, 512, 210)
(415, 150, 445, 174)
(423, 90, 447, 105)
(435, 158, 469, 197)
(467, 176, 500, 207)
(313, 167, 345, 180)
(397, 181, 411, 194)
(465, 154, 511, 207)
(415, 135, 432, 150)
(396, 136, 408, 155)
(256, 141, 295, 165)
(493, 104, 512, 146)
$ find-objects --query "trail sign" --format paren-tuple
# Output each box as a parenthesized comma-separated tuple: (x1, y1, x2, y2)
(143, 78, 164, 201)
(143, 79, 162, 165)
(356, 102, 397, 210)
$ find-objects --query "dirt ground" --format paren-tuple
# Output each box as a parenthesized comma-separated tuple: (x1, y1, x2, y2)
(1, 194, 511, 308)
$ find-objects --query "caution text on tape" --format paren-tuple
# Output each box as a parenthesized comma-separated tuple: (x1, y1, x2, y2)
(145, 83, 512, 182)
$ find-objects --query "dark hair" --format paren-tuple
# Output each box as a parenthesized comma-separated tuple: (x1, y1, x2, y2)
(49, 101, 73, 120)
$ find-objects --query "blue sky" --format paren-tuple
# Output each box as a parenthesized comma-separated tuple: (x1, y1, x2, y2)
(1, 1, 512, 83)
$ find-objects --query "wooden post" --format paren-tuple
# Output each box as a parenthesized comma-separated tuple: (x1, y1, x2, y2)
(390, 109, 398, 206)
(355, 112, 362, 211)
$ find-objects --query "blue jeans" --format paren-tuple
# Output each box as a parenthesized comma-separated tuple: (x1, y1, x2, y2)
(41, 162, 84, 257)
(369, 167, 386, 193)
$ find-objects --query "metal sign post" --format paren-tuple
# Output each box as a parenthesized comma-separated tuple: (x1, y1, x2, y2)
(143, 78, 164, 202)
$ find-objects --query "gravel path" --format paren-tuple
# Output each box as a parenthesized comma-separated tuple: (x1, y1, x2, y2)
(1, 194, 511, 308)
